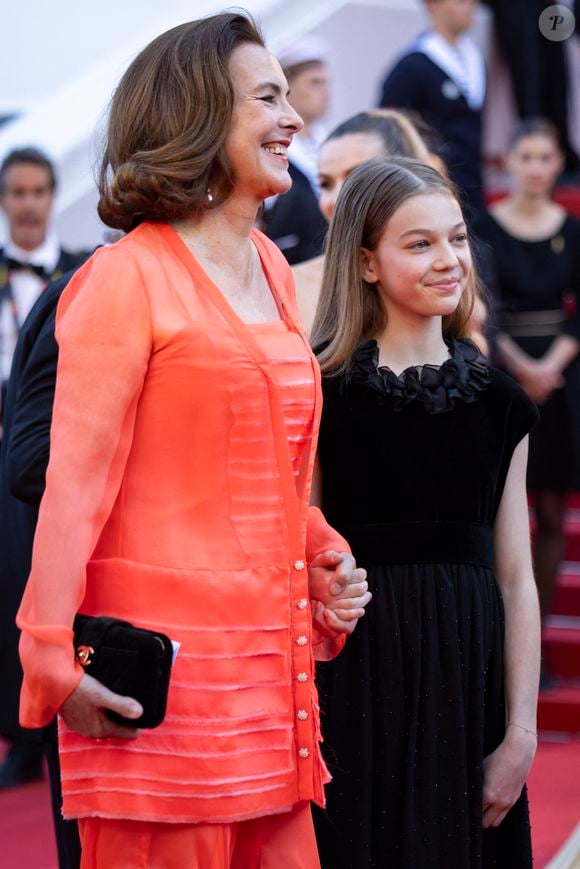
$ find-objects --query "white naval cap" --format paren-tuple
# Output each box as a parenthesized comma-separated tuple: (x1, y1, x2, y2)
(276, 35, 329, 72)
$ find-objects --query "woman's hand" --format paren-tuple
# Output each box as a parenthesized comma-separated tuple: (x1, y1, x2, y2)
(482, 727, 537, 829)
(60, 673, 144, 740)
(308, 550, 371, 637)
(517, 358, 563, 405)
(308, 550, 367, 603)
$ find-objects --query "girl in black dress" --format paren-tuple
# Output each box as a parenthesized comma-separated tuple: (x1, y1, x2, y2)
(475, 119, 580, 626)
(311, 158, 540, 868)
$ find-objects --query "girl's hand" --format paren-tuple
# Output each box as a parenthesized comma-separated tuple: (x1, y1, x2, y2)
(308, 550, 362, 603)
(311, 597, 366, 638)
(482, 727, 537, 829)
(60, 673, 143, 740)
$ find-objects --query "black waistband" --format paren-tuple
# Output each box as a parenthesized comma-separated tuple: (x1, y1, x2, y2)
(340, 521, 494, 568)
(501, 309, 564, 338)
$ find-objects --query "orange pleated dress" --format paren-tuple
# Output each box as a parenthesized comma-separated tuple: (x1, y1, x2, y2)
(17, 223, 348, 828)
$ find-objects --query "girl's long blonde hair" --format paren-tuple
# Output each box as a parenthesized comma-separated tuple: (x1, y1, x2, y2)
(311, 157, 476, 374)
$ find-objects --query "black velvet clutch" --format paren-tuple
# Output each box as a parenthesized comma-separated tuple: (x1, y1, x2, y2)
(73, 615, 173, 729)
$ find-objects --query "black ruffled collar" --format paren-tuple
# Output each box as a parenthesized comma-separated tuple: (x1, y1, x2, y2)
(348, 337, 490, 414)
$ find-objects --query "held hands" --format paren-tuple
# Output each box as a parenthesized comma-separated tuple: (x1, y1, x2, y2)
(517, 358, 564, 405)
(60, 673, 143, 740)
(308, 550, 371, 636)
(482, 726, 537, 829)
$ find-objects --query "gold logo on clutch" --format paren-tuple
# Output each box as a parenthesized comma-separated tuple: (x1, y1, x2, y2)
(551, 235, 565, 254)
(75, 645, 94, 666)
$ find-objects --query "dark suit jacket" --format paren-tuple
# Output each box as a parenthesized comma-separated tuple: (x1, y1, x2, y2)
(0, 274, 71, 739)
(380, 51, 484, 216)
(0, 246, 90, 414)
(262, 163, 328, 265)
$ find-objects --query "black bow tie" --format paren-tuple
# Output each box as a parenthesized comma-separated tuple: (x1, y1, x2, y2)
(5, 257, 50, 281)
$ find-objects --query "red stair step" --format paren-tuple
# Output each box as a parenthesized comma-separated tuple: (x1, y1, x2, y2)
(552, 573, 580, 618)
(537, 684, 580, 735)
(565, 521, 580, 562)
(543, 625, 580, 679)
(529, 516, 580, 562)
(554, 187, 580, 219)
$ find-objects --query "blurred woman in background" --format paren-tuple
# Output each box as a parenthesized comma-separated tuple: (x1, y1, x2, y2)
(292, 110, 432, 334)
(475, 119, 580, 645)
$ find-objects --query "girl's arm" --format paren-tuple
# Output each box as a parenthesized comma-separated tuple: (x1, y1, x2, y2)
(496, 333, 536, 380)
(497, 334, 566, 405)
(483, 435, 540, 829)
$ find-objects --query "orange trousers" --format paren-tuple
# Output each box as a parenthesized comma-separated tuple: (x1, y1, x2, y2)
(77, 801, 321, 869)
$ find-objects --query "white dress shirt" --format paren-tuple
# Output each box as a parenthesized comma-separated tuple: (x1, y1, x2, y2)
(1, 232, 60, 382)
(414, 31, 486, 111)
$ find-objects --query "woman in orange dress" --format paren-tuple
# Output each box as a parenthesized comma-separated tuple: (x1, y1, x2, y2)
(16, 13, 370, 868)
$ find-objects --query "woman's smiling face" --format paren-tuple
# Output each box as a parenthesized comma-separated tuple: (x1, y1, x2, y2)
(224, 43, 303, 202)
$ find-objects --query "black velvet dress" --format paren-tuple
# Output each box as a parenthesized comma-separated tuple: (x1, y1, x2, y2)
(313, 339, 539, 869)
(474, 213, 580, 492)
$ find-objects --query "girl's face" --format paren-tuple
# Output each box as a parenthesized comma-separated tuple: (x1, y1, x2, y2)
(318, 132, 386, 221)
(506, 133, 563, 197)
(225, 43, 303, 201)
(362, 192, 471, 321)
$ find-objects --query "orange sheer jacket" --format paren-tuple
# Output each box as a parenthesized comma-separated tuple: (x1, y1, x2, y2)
(17, 223, 349, 823)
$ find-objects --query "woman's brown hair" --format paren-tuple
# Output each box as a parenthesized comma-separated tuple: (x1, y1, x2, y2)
(98, 12, 264, 231)
(324, 109, 432, 165)
(311, 157, 476, 374)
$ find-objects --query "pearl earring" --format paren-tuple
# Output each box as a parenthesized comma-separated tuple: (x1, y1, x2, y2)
(207, 188, 214, 203)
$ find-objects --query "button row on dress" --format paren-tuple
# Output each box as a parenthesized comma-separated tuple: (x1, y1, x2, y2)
(293, 560, 305, 571)
(298, 747, 310, 758)
(296, 598, 308, 610)
(297, 709, 309, 721)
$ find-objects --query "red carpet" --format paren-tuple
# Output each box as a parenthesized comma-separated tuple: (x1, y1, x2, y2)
(0, 739, 577, 868)
(0, 776, 58, 868)
(2, 500, 579, 867)
(527, 740, 580, 868)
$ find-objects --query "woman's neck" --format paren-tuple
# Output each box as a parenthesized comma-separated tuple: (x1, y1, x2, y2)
(374, 311, 449, 376)
(506, 190, 552, 217)
(174, 193, 260, 269)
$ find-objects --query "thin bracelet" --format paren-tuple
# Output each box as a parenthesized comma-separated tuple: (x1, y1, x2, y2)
(508, 722, 537, 737)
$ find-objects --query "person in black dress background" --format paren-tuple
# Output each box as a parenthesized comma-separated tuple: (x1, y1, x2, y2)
(474, 119, 580, 636)
(310, 157, 540, 867)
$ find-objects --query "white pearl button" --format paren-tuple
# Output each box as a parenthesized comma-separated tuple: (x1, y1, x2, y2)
(298, 747, 310, 758)
(297, 709, 309, 721)
(297, 599, 308, 610)
(296, 636, 308, 646)
(293, 560, 305, 571)
(296, 672, 308, 683)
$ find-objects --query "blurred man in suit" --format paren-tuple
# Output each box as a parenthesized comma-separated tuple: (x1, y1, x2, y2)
(0, 271, 82, 867)
(0, 148, 88, 419)
(0, 148, 89, 798)
(379, 0, 486, 216)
